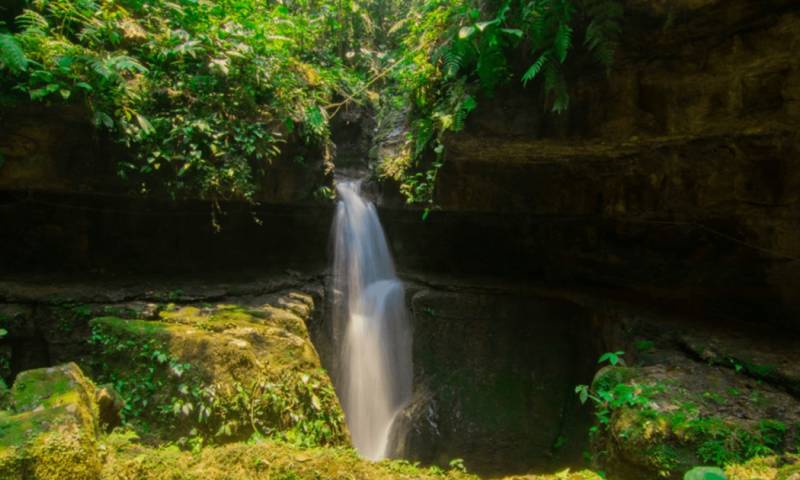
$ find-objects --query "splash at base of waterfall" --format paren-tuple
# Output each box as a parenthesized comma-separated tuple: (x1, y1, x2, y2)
(331, 180, 412, 460)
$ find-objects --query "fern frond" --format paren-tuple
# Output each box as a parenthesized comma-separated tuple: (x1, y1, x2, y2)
(91, 57, 112, 79)
(0, 33, 28, 73)
(476, 39, 507, 91)
(544, 62, 569, 113)
(16, 10, 49, 33)
(554, 23, 572, 62)
(443, 45, 465, 78)
(522, 52, 548, 86)
(108, 55, 148, 74)
(453, 94, 476, 131)
(582, 0, 623, 71)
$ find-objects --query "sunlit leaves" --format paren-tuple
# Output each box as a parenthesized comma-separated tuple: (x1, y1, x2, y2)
(2, 0, 362, 210)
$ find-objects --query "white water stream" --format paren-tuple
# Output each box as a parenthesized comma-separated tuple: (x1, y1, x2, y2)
(331, 179, 412, 460)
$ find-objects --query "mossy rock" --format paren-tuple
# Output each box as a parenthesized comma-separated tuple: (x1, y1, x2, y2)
(589, 361, 800, 480)
(89, 292, 348, 447)
(0, 362, 101, 479)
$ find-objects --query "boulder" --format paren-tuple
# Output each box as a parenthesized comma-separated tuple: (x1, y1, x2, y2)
(0, 362, 101, 479)
(89, 291, 348, 446)
(589, 353, 800, 479)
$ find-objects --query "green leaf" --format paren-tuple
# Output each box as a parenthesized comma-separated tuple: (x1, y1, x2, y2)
(575, 385, 589, 404)
(136, 114, 155, 135)
(598, 351, 625, 366)
(94, 112, 114, 129)
(458, 26, 476, 39)
(476, 20, 498, 32)
(500, 28, 523, 39)
(683, 467, 726, 480)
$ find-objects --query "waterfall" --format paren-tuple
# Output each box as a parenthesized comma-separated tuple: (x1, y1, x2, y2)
(331, 179, 413, 460)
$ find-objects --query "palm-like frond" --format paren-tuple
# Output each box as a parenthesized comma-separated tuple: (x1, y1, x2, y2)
(0, 34, 28, 73)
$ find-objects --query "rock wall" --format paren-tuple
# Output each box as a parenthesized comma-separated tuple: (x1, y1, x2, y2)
(384, 278, 604, 476)
(0, 104, 331, 204)
(380, 0, 800, 329)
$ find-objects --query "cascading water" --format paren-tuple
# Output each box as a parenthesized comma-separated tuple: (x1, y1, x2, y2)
(331, 179, 413, 460)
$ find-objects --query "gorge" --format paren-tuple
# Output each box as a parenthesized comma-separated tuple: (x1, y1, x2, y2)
(0, 1, 799, 479)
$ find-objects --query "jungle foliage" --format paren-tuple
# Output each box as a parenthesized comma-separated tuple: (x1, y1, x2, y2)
(377, 0, 623, 209)
(0, 0, 623, 215)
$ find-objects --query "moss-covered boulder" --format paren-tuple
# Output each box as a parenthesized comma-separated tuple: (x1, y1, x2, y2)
(0, 362, 101, 479)
(588, 355, 800, 480)
(89, 291, 348, 447)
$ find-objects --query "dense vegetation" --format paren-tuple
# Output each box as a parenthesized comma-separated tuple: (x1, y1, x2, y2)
(377, 0, 622, 209)
(0, 0, 367, 225)
(0, 0, 621, 217)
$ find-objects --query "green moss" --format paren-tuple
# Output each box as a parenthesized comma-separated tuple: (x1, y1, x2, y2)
(89, 300, 347, 449)
(92, 316, 171, 338)
(777, 463, 800, 480)
(12, 370, 76, 412)
(0, 363, 101, 480)
(101, 436, 476, 480)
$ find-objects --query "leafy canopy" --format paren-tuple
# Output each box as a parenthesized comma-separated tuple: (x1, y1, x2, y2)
(1, 0, 623, 220)
(377, 0, 623, 210)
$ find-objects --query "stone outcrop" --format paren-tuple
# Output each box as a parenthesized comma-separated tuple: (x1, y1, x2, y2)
(372, 0, 800, 331)
(579, 299, 800, 480)
(89, 290, 349, 446)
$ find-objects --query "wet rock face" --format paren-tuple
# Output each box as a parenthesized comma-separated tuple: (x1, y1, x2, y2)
(0, 104, 330, 204)
(393, 0, 800, 329)
(387, 285, 600, 477)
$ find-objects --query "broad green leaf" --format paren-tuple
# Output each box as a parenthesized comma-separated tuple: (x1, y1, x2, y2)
(684, 467, 726, 480)
(136, 114, 155, 135)
(501, 28, 523, 39)
(458, 26, 476, 39)
(476, 20, 498, 32)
